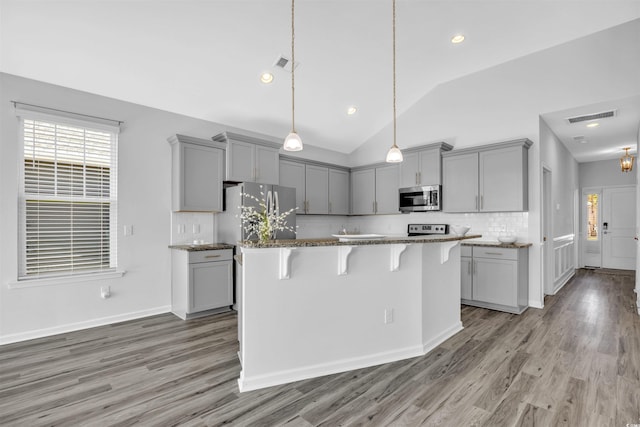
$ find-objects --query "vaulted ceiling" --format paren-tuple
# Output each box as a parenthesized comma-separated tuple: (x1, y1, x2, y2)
(1, 0, 639, 155)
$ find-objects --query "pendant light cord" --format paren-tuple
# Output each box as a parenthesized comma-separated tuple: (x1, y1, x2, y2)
(291, 0, 296, 133)
(392, 0, 397, 149)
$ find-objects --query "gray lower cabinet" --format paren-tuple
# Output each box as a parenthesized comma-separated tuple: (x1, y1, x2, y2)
(461, 245, 529, 314)
(171, 249, 233, 320)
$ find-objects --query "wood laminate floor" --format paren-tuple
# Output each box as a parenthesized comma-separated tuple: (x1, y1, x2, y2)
(1, 268, 639, 426)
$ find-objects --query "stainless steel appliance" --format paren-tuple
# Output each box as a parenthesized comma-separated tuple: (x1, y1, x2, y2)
(219, 182, 297, 242)
(407, 223, 449, 236)
(399, 185, 441, 212)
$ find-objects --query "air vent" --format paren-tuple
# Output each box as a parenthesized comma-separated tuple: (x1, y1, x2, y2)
(273, 54, 298, 72)
(566, 110, 617, 124)
(573, 135, 588, 144)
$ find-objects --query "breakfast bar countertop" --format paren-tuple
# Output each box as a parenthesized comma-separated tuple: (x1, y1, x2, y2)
(461, 240, 533, 249)
(237, 234, 483, 248)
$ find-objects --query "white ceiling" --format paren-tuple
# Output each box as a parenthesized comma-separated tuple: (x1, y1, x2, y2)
(1, 0, 640, 154)
(541, 95, 640, 163)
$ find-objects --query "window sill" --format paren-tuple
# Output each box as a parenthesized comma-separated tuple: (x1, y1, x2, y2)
(7, 270, 127, 289)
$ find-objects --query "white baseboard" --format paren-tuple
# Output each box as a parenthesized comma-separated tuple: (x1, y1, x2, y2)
(0, 305, 171, 345)
(528, 300, 544, 309)
(238, 344, 426, 392)
(422, 322, 463, 354)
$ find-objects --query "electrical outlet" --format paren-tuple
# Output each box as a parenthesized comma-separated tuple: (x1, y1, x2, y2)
(177, 224, 185, 234)
(384, 308, 394, 324)
(193, 224, 200, 233)
(100, 286, 111, 299)
(124, 225, 133, 236)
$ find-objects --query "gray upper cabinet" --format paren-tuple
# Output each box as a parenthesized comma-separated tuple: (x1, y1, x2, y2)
(443, 139, 532, 213)
(305, 165, 329, 214)
(168, 134, 224, 212)
(328, 169, 349, 215)
(399, 143, 452, 188)
(279, 160, 306, 212)
(212, 131, 280, 185)
(280, 157, 349, 215)
(351, 164, 399, 215)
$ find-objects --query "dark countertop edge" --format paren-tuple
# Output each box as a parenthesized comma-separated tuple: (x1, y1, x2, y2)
(237, 234, 483, 249)
(169, 243, 235, 251)
(461, 240, 533, 249)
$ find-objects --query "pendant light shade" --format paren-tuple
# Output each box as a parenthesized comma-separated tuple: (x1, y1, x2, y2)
(283, 0, 303, 152)
(283, 131, 303, 151)
(386, 0, 403, 163)
(620, 147, 634, 172)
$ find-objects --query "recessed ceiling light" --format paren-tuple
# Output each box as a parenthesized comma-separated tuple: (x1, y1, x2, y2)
(260, 72, 274, 84)
(586, 122, 599, 128)
(451, 34, 465, 44)
(347, 106, 358, 115)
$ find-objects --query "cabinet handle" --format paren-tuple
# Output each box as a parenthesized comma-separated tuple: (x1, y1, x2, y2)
(205, 255, 221, 259)
(328, 201, 332, 214)
(484, 252, 503, 256)
(418, 171, 421, 185)
(468, 261, 471, 275)
(480, 195, 484, 210)
(375, 201, 378, 213)
(473, 260, 477, 275)
(475, 196, 478, 210)
(372, 201, 376, 213)
(415, 172, 419, 185)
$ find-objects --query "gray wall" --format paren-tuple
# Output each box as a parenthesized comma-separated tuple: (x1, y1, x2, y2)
(579, 159, 637, 188)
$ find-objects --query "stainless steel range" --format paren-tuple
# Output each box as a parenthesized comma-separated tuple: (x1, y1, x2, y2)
(407, 223, 449, 236)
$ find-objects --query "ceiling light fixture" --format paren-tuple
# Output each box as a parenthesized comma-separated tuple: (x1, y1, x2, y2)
(347, 106, 358, 115)
(260, 72, 274, 84)
(451, 34, 465, 44)
(283, 0, 303, 152)
(386, 0, 403, 163)
(586, 122, 600, 128)
(620, 147, 634, 172)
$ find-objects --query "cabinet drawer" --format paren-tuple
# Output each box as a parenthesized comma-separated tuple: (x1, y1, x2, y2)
(461, 246, 472, 257)
(473, 247, 518, 260)
(189, 249, 233, 264)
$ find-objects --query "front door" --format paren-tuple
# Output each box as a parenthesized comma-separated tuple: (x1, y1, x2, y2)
(602, 186, 637, 270)
(582, 189, 602, 268)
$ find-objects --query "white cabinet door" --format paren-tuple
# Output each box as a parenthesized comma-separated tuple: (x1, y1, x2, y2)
(461, 257, 473, 300)
(189, 261, 233, 313)
(473, 258, 518, 307)
(227, 140, 255, 182)
(255, 145, 280, 185)
(480, 146, 525, 212)
(351, 168, 376, 215)
(172, 142, 223, 212)
(443, 153, 478, 212)
(329, 168, 350, 215)
(399, 152, 420, 188)
(375, 165, 399, 214)
(280, 160, 306, 213)
(305, 165, 329, 214)
(419, 148, 441, 185)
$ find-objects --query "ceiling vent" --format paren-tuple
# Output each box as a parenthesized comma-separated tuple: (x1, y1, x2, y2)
(573, 135, 588, 144)
(566, 110, 617, 124)
(273, 54, 298, 73)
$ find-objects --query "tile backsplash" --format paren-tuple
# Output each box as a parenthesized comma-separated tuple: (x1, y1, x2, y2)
(170, 212, 216, 245)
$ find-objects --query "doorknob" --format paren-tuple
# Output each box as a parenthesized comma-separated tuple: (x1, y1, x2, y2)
(543, 236, 547, 242)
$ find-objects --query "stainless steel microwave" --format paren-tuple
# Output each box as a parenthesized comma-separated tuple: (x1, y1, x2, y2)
(399, 185, 441, 212)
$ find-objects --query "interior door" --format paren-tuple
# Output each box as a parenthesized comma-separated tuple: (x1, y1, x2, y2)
(602, 186, 637, 270)
(582, 189, 602, 267)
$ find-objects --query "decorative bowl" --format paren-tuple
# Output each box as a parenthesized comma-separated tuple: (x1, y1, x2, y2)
(498, 235, 517, 244)
(450, 225, 471, 236)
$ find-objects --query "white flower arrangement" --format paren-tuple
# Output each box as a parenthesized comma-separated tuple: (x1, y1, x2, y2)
(238, 186, 297, 243)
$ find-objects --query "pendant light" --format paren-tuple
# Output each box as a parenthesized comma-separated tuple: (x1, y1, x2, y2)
(620, 147, 634, 172)
(283, 0, 303, 151)
(385, 0, 403, 163)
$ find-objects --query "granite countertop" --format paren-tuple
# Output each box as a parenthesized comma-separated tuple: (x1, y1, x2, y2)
(169, 243, 235, 251)
(461, 239, 532, 249)
(237, 234, 483, 248)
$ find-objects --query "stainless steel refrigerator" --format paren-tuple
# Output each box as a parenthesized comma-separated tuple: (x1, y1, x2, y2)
(218, 182, 297, 243)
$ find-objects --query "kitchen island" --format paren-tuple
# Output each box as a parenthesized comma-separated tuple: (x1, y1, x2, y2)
(235, 234, 480, 392)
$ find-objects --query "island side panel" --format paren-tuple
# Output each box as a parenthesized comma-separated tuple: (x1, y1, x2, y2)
(238, 244, 425, 391)
(420, 242, 463, 351)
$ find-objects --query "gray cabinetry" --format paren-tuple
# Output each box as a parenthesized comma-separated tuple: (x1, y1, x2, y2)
(443, 139, 532, 213)
(280, 156, 349, 215)
(399, 143, 452, 188)
(351, 164, 399, 215)
(168, 134, 224, 212)
(171, 249, 233, 320)
(461, 245, 529, 314)
(213, 131, 280, 185)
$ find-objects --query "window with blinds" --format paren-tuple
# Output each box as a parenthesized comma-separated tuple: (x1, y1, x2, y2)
(19, 117, 118, 279)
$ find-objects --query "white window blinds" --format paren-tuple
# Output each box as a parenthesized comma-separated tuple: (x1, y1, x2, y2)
(18, 115, 118, 279)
